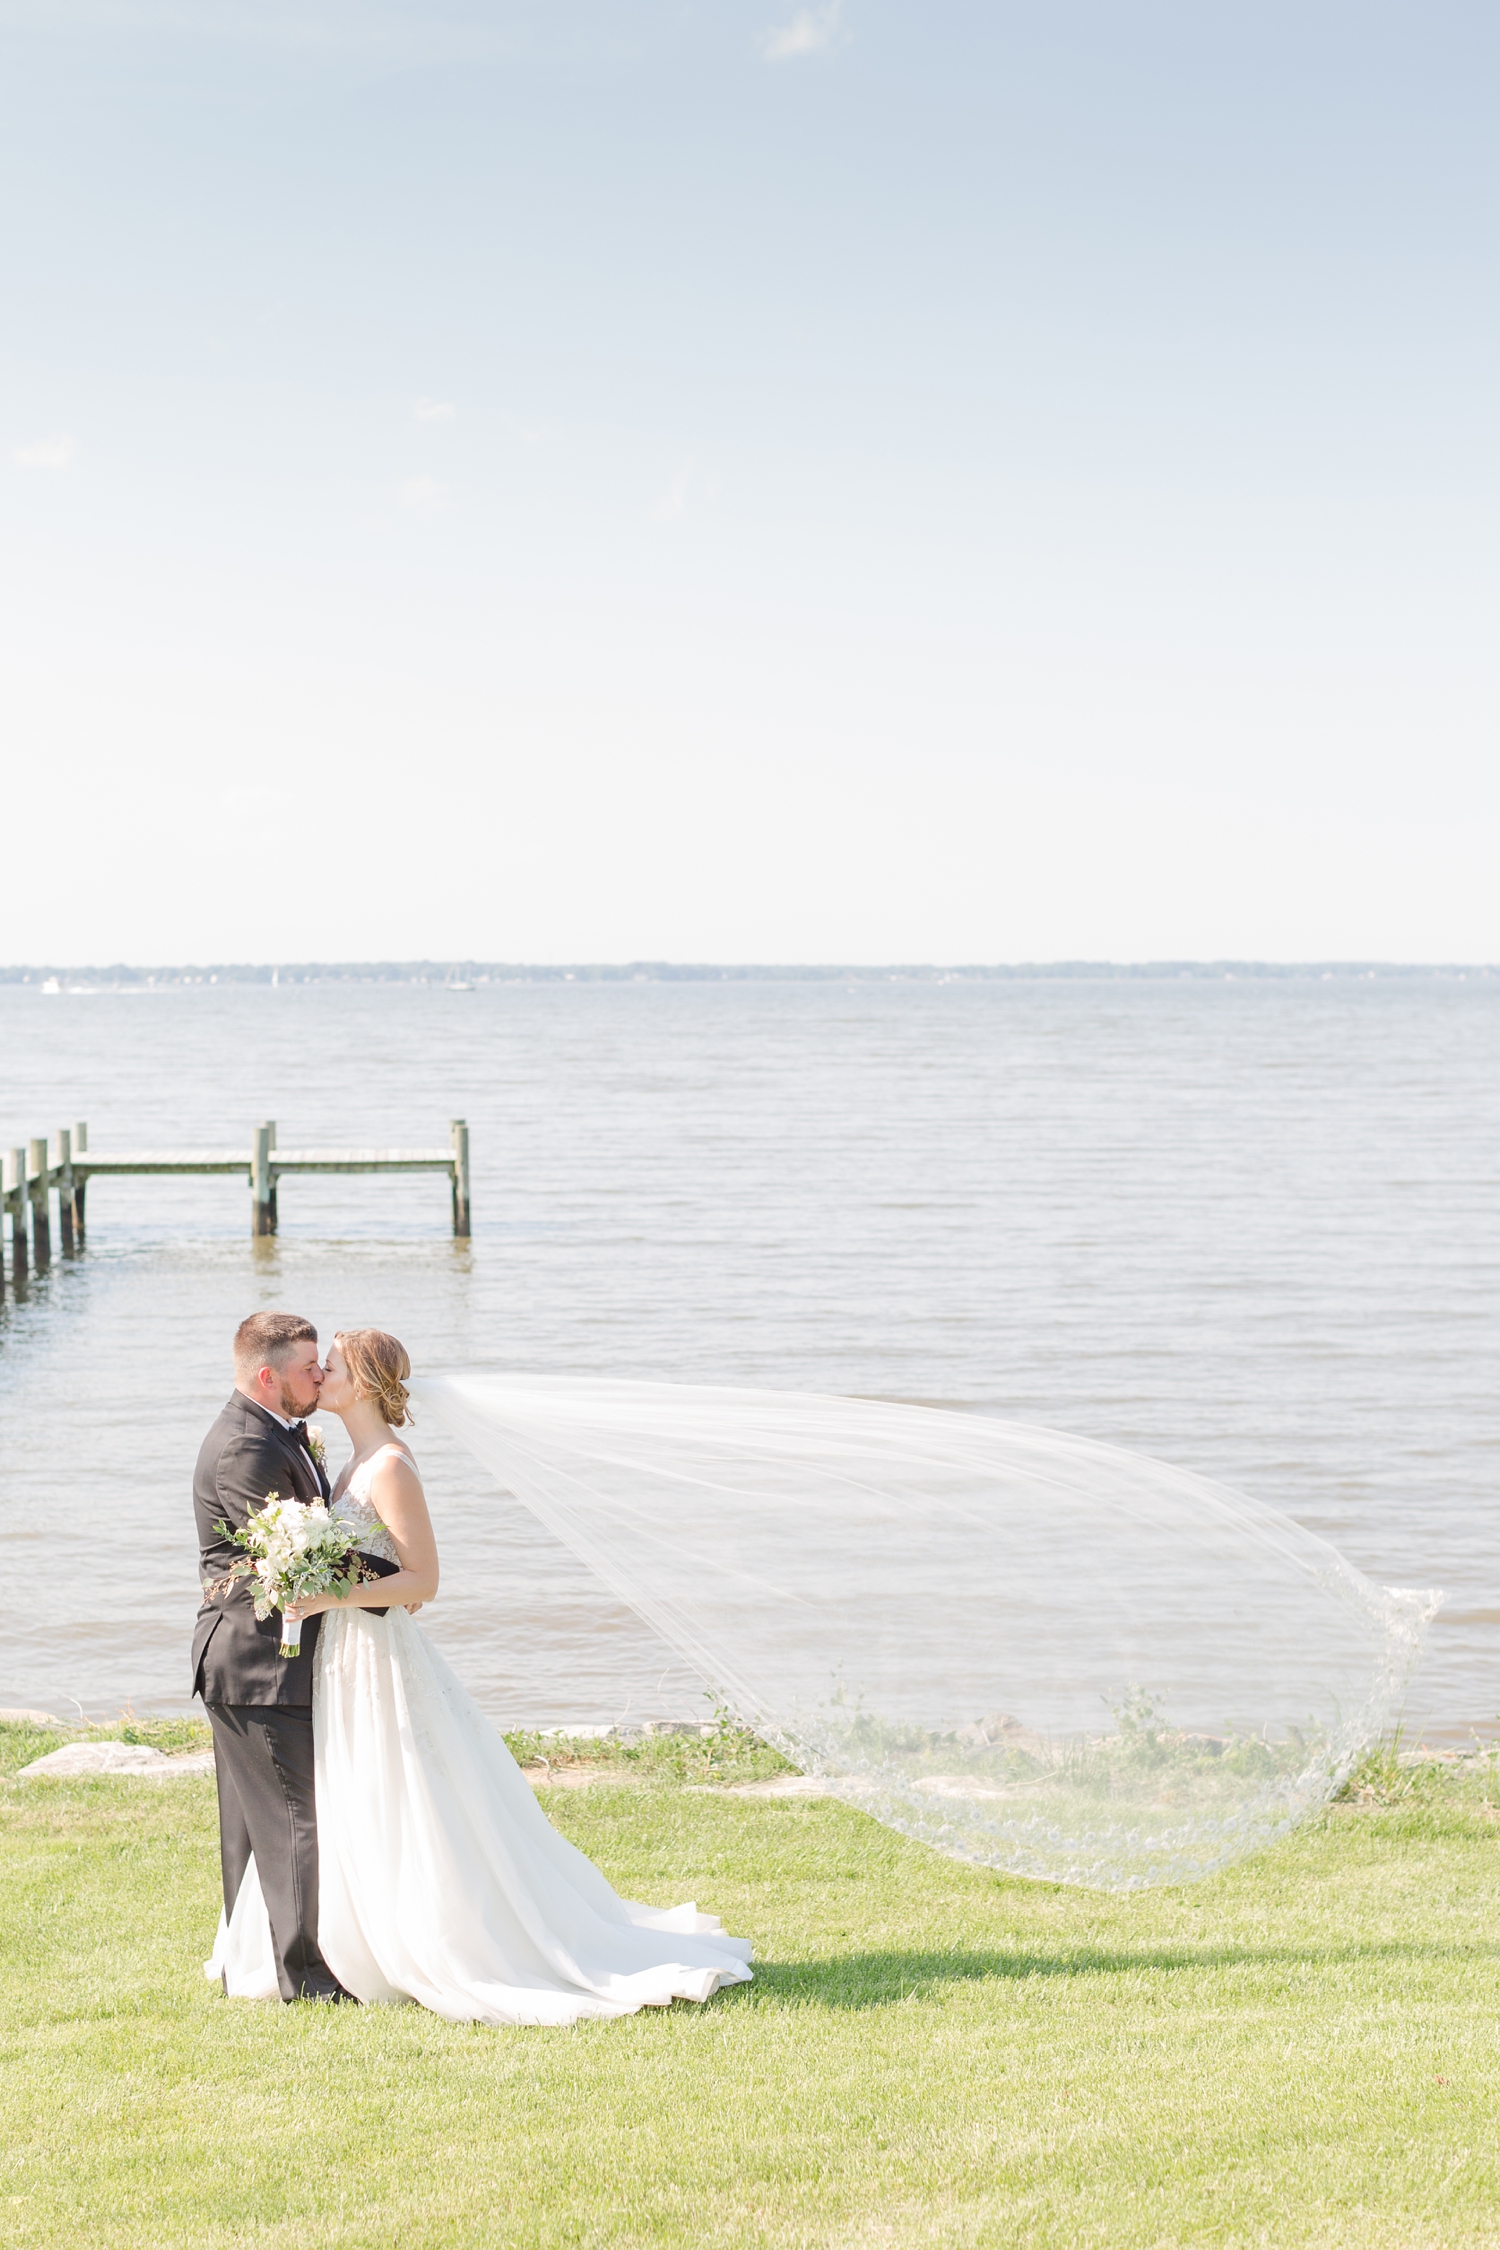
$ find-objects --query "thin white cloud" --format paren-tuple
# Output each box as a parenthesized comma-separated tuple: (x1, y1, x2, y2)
(413, 398, 455, 422)
(400, 474, 448, 513)
(14, 434, 77, 469)
(763, 1, 844, 61)
(654, 465, 691, 522)
(653, 461, 720, 522)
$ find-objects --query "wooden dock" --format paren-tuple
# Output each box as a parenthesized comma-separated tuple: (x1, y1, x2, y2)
(1, 1119, 470, 1292)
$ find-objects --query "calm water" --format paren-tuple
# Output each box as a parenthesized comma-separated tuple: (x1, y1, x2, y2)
(1, 975, 1497, 1737)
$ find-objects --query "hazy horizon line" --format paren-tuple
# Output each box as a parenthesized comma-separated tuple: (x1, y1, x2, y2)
(3, 959, 1497, 985)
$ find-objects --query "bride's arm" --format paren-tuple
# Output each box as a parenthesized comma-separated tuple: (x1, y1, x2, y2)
(286, 1454, 440, 1620)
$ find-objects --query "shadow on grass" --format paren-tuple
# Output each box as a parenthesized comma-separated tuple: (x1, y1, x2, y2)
(738, 1939, 1500, 2009)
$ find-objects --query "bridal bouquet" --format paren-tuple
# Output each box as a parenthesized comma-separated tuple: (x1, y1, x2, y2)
(220, 1492, 367, 1658)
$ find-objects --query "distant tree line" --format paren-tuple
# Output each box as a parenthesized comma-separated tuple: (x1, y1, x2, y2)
(0, 962, 1492, 986)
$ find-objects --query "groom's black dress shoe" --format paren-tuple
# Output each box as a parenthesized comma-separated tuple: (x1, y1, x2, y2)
(296, 1981, 359, 2004)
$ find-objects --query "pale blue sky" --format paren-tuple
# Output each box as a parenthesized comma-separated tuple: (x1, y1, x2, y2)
(3, 2, 1497, 962)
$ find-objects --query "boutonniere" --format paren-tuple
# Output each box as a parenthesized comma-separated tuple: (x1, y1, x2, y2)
(306, 1426, 329, 1474)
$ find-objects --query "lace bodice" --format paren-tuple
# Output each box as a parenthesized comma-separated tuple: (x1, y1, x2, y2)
(329, 1444, 408, 1563)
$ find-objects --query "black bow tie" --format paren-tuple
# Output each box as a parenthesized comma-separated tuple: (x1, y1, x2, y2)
(286, 1421, 308, 1446)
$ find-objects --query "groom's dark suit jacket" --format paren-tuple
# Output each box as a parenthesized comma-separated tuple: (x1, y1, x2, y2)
(192, 1393, 331, 1706)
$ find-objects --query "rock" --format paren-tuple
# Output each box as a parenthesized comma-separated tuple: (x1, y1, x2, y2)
(17, 1742, 216, 1780)
(693, 1774, 828, 1799)
(955, 1712, 1046, 1754)
(0, 1708, 64, 1727)
(913, 1774, 1012, 1801)
(21, 1741, 169, 1776)
(522, 1765, 634, 1791)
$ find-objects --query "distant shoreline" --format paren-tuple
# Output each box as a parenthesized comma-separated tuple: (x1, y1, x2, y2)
(2, 960, 1496, 988)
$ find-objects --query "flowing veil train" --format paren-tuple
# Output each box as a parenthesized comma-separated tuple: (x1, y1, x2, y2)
(415, 1375, 1440, 1892)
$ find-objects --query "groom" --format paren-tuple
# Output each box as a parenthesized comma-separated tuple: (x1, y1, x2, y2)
(192, 1310, 351, 2003)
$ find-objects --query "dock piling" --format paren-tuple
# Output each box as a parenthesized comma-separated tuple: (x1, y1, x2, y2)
(252, 1124, 275, 1237)
(8, 1148, 29, 1292)
(28, 1139, 51, 1269)
(56, 1128, 75, 1256)
(451, 1119, 471, 1238)
(69, 1123, 87, 1243)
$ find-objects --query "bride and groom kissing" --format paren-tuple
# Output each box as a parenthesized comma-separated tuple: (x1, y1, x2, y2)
(193, 1310, 752, 2025)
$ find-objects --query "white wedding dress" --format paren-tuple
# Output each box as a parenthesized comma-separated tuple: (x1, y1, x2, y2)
(206, 1444, 754, 2024)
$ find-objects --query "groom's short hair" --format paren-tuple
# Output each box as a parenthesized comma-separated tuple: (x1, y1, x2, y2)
(234, 1310, 317, 1376)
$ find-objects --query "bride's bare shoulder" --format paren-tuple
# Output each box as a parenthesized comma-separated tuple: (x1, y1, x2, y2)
(369, 1440, 424, 1489)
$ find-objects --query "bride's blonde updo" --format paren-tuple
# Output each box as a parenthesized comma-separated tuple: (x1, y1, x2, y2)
(335, 1328, 413, 1427)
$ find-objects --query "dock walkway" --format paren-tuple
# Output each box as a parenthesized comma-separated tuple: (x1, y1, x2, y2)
(1, 1118, 470, 1293)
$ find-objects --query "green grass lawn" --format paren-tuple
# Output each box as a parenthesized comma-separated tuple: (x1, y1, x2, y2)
(4, 1719, 1500, 2248)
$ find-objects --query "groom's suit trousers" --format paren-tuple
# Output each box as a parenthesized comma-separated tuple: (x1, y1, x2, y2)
(205, 1703, 341, 2003)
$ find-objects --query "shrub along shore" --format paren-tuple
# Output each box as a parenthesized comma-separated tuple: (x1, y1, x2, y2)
(4, 1715, 1500, 2248)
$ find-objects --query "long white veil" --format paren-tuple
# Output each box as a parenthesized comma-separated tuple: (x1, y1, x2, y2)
(413, 1374, 1438, 1891)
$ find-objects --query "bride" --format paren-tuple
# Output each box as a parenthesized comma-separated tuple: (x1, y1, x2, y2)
(208, 1328, 753, 2025)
